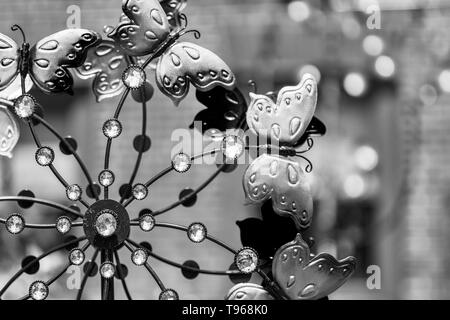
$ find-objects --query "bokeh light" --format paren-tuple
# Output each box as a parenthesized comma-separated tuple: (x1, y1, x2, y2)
(374, 55, 396, 78)
(287, 1, 311, 23)
(343, 72, 367, 97)
(362, 35, 384, 56)
(354, 145, 379, 171)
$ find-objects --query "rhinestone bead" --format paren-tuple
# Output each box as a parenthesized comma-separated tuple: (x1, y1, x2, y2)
(98, 170, 115, 187)
(172, 153, 191, 173)
(131, 248, 147, 266)
(14, 94, 35, 118)
(66, 184, 82, 201)
(35, 147, 54, 166)
(69, 249, 85, 265)
(5, 214, 25, 234)
(29, 281, 48, 300)
(100, 262, 115, 279)
(103, 119, 122, 139)
(187, 223, 207, 243)
(95, 211, 117, 237)
(139, 214, 155, 232)
(123, 65, 146, 89)
(56, 216, 71, 234)
(132, 183, 148, 200)
(221, 135, 244, 159)
(235, 247, 258, 274)
(159, 289, 179, 300)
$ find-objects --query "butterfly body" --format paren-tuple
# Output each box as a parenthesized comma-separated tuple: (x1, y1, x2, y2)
(0, 28, 101, 95)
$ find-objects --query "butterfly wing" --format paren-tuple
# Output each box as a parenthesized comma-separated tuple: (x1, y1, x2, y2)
(29, 29, 100, 94)
(243, 154, 313, 229)
(0, 33, 20, 91)
(225, 283, 274, 300)
(191, 86, 247, 132)
(76, 40, 128, 102)
(0, 75, 33, 100)
(247, 73, 317, 145)
(156, 42, 236, 104)
(0, 105, 19, 158)
(108, 0, 171, 56)
(272, 234, 356, 300)
(159, 0, 187, 29)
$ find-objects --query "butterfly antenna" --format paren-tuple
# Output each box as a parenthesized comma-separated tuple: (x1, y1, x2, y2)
(179, 13, 188, 29)
(11, 24, 26, 43)
(179, 29, 201, 39)
(248, 80, 258, 93)
(296, 137, 314, 154)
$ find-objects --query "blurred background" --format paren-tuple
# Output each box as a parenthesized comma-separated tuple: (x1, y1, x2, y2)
(1, 0, 450, 299)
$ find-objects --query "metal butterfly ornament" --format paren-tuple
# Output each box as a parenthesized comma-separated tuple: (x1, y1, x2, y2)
(0, 25, 99, 158)
(226, 233, 356, 300)
(105, 0, 235, 104)
(242, 74, 320, 230)
(0, 25, 100, 95)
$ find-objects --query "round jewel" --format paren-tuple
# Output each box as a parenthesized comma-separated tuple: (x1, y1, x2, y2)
(35, 146, 54, 166)
(100, 262, 115, 279)
(66, 184, 82, 201)
(187, 222, 207, 243)
(98, 170, 115, 187)
(103, 119, 122, 139)
(131, 248, 148, 266)
(132, 183, 148, 200)
(122, 65, 146, 89)
(56, 216, 71, 234)
(69, 248, 85, 265)
(5, 214, 25, 234)
(172, 153, 191, 173)
(139, 214, 155, 232)
(29, 281, 48, 300)
(95, 211, 117, 237)
(221, 135, 245, 159)
(14, 94, 36, 118)
(159, 289, 179, 300)
(235, 247, 258, 274)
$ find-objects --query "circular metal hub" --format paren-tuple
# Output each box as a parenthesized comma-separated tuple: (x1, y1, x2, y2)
(83, 200, 130, 249)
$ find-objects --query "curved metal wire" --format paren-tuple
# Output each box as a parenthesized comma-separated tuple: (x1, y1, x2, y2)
(0, 196, 84, 218)
(113, 250, 132, 300)
(123, 241, 167, 292)
(76, 248, 100, 300)
(120, 86, 148, 204)
(28, 122, 91, 209)
(125, 239, 240, 276)
(31, 114, 99, 201)
(0, 236, 88, 298)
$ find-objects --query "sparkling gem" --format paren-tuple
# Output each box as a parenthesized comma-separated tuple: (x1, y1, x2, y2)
(100, 262, 115, 279)
(139, 214, 155, 232)
(29, 281, 48, 300)
(6, 214, 25, 234)
(66, 184, 82, 201)
(132, 183, 148, 200)
(95, 211, 117, 237)
(69, 249, 85, 265)
(14, 94, 35, 118)
(221, 135, 244, 159)
(159, 289, 179, 300)
(235, 247, 258, 274)
(56, 216, 71, 234)
(98, 170, 115, 187)
(123, 65, 146, 89)
(131, 248, 147, 266)
(172, 153, 191, 173)
(35, 147, 54, 166)
(187, 223, 207, 243)
(103, 119, 122, 139)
